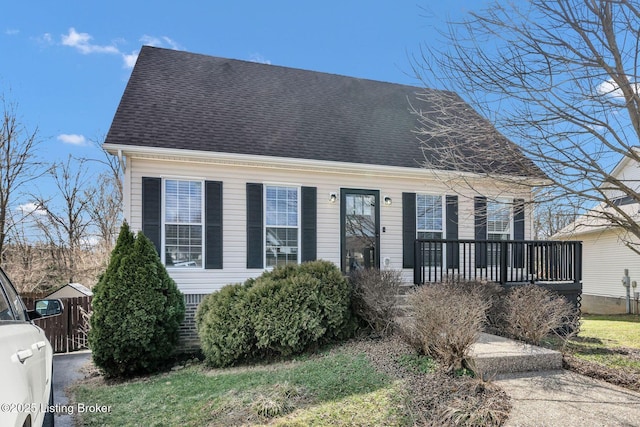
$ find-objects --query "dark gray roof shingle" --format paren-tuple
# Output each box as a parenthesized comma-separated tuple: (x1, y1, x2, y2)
(105, 46, 543, 178)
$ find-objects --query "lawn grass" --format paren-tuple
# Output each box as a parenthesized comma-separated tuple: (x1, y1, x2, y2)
(568, 314, 640, 372)
(73, 349, 409, 426)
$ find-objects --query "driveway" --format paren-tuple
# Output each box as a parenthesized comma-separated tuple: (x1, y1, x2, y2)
(52, 351, 91, 427)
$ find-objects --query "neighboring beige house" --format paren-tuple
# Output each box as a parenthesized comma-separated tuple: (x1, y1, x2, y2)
(555, 152, 640, 314)
(103, 46, 550, 347)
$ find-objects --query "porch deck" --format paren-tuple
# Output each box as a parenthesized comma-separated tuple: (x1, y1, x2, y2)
(413, 239, 582, 285)
(413, 239, 583, 309)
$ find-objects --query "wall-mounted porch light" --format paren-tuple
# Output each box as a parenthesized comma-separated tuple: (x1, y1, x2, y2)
(329, 192, 338, 204)
(383, 196, 392, 206)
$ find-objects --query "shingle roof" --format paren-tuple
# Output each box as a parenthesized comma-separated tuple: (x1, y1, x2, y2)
(105, 46, 543, 177)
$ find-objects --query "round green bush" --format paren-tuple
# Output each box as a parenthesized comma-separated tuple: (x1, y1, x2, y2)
(195, 282, 255, 367)
(248, 273, 325, 356)
(89, 223, 185, 378)
(196, 260, 354, 367)
(263, 261, 354, 340)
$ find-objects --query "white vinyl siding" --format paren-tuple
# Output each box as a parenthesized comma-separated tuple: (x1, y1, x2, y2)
(123, 155, 534, 293)
(565, 224, 640, 301)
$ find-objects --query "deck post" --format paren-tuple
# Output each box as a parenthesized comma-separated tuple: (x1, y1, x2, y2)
(500, 240, 508, 285)
(414, 240, 421, 285)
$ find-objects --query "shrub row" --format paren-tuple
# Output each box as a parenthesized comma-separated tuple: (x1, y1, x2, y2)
(196, 260, 354, 367)
(398, 278, 579, 375)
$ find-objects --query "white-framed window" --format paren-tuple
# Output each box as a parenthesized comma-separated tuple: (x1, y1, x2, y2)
(486, 200, 511, 266)
(416, 194, 444, 266)
(487, 200, 511, 241)
(265, 185, 300, 268)
(164, 179, 203, 268)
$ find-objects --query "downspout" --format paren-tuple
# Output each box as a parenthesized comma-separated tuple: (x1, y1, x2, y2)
(117, 149, 126, 173)
(622, 269, 631, 314)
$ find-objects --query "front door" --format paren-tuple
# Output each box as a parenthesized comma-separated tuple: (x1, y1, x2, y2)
(341, 189, 380, 273)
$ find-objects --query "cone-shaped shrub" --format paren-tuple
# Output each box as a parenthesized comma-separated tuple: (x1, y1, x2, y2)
(89, 222, 185, 378)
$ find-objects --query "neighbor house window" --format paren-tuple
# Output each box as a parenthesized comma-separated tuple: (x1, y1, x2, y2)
(265, 185, 299, 268)
(164, 179, 203, 268)
(416, 194, 443, 266)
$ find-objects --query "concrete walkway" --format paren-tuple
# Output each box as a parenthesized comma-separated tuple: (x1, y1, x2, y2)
(470, 334, 640, 426)
(496, 370, 640, 426)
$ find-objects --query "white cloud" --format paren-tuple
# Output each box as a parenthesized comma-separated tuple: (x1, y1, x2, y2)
(5, 29, 19, 36)
(140, 35, 162, 47)
(61, 28, 119, 55)
(57, 28, 181, 69)
(140, 35, 183, 50)
(122, 51, 139, 69)
(57, 133, 87, 146)
(248, 53, 271, 65)
(597, 78, 640, 100)
(18, 202, 46, 216)
(34, 32, 54, 46)
(162, 37, 182, 50)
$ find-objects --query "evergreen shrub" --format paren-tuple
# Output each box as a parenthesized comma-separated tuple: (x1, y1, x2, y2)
(196, 260, 353, 367)
(89, 223, 185, 378)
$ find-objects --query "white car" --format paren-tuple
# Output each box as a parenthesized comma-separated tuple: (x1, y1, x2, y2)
(0, 267, 62, 427)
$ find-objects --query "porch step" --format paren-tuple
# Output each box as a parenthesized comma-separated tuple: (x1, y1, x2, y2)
(392, 317, 562, 377)
(469, 333, 562, 377)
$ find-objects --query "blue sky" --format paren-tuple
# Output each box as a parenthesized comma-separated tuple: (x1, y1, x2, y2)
(1, 0, 488, 210)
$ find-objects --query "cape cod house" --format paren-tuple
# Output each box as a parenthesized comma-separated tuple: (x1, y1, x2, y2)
(103, 46, 581, 348)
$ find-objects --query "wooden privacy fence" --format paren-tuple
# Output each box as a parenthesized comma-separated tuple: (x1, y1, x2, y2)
(23, 295, 93, 353)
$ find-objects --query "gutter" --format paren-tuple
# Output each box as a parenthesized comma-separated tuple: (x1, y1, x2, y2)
(102, 143, 550, 186)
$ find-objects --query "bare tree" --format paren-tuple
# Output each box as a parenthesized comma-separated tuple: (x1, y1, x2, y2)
(86, 139, 123, 251)
(0, 95, 43, 258)
(534, 202, 578, 240)
(412, 0, 640, 250)
(3, 208, 50, 292)
(33, 156, 95, 283)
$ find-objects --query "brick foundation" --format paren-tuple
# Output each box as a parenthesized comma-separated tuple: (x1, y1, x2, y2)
(177, 293, 207, 353)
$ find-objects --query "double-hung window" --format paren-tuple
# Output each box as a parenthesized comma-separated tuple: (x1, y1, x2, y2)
(164, 179, 203, 268)
(486, 200, 511, 265)
(265, 186, 299, 268)
(487, 201, 510, 241)
(416, 194, 443, 267)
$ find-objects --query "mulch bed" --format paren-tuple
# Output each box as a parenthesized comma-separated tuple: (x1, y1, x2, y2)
(563, 353, 640, 392)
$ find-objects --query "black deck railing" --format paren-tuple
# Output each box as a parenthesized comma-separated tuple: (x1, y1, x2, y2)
(414, 239, 582, 286)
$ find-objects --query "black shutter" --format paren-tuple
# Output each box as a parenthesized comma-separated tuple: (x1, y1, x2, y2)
(445, 195, 459, 269)
(474, 196, 487, 268)
(246, 183, 263, 269)
(513, 198, 525, 268)
(205, 181, 223, 269)
(142, 177, 162, 255)
(301, 186, 317, 262)
(402, 192, 416, 268)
